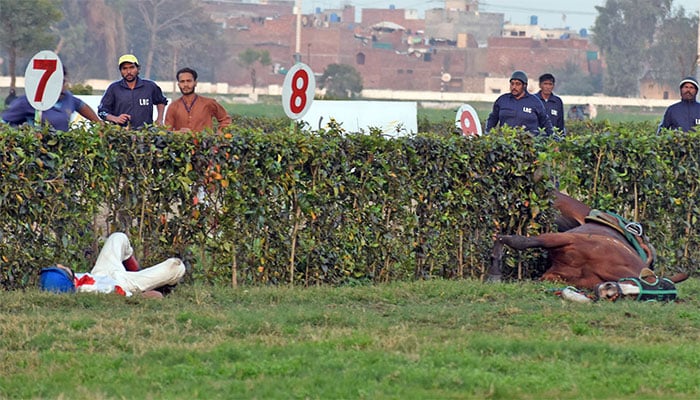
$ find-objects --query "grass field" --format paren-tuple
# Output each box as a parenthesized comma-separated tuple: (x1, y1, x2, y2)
(0, 87, 665, 125)
(3, 279, 700, 399)
(227, 99, 666, 125)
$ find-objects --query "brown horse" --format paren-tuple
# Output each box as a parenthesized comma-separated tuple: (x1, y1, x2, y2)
(489, 191, 688, 289)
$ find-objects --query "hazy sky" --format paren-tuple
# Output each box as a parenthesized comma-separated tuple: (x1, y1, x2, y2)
(303, 0, 700, 32)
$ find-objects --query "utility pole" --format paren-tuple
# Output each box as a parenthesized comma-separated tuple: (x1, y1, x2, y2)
(294, 0, 302, 63)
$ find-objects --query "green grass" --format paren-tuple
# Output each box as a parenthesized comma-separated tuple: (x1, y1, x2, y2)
(3, 279, 700, 399)
(0, 88, 664, 125)
(226, 100, 665, 125)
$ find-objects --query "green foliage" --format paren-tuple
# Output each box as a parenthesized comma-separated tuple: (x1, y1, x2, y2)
(237, 48, 272, 89)
(318, 63, 364, 99)
(2, 120, 700, 290)
(68, 83, 93, 95)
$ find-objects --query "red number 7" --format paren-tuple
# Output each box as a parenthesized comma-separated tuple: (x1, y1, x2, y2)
(33, 59, 58, 102)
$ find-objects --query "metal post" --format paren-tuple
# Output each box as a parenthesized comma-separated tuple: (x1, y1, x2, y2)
(294, 0, 303, 63)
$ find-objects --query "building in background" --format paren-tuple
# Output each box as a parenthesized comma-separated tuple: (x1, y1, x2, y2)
(204, 0, 601, 95)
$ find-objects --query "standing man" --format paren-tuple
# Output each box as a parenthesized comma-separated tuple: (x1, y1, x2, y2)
(165, 67, 231, 132)
(98, 54, 168, 129)
(486, 70, 553, 137)
(2, 68, 100, 131)
(536, 73, 565, 135)
(658, 76, 700, 133)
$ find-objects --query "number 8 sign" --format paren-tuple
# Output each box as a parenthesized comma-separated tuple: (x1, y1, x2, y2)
(25, 50, 64, 111)
(282, 63, 315, 120)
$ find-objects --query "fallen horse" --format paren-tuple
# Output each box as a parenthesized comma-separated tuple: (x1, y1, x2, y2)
(489, 191, 688, 297)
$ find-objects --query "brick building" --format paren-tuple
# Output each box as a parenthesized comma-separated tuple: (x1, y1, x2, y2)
(206, 0, 600, 94)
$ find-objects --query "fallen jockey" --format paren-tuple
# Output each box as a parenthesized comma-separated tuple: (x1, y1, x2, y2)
(39, 232, 185, 298)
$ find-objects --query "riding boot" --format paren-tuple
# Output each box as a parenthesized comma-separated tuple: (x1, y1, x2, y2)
(122, 255, 141, 271)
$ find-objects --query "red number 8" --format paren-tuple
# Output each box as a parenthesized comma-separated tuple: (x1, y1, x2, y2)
(290, 69, 309, 114)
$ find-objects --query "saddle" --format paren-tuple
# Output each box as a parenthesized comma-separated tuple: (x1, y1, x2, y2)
(584, 209, 655, 267)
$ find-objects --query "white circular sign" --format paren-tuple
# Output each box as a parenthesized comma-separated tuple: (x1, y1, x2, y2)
(24, 50, 63, 111)
(455, 104, 482, 137)
(282, 63, 315, 120)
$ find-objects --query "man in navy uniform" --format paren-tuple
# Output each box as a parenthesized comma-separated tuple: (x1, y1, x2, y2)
(98, 54, 168, 129)
(536, 73, 565, 135)
(658, 76, 700, 133)
(486, 70, 553, 138)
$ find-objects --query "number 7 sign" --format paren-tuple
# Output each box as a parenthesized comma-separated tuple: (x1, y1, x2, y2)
(24, 50, 64, 111)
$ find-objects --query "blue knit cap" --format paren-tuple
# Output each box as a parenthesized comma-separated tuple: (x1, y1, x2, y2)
(510, 70, 528, 85)
(679, 77, 698, 90)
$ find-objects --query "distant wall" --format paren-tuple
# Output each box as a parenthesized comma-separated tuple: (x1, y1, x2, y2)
(1, 76, 675, 108)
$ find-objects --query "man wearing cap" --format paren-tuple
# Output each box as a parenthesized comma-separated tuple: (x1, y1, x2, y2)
(98, 54, 168, 129)
(658, 76, 700, 133)
(486, 70, 553, 137)
(536, 73, 565, 134)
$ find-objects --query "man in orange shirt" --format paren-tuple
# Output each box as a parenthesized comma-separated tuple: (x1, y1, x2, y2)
(165, 67, 231, 132)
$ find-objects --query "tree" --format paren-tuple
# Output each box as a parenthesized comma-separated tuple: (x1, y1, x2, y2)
(238, 49, 271, 91)
(0, 0, 62, 89)
(54, 0, 127, 82)
(318, 64, 363, 99)
(123, 0, 221, 80)
(551, 60, 602, 96)
(648, 6, 698, 88)
(593, 0, 697, 96)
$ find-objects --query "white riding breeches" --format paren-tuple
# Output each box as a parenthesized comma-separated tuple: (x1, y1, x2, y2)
(90, 232, 186, 292)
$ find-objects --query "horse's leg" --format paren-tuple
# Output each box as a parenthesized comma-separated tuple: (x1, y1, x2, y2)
(488, 237, 505, 282)
(553, 191, 590, 231)
(489, 235, 548, 281)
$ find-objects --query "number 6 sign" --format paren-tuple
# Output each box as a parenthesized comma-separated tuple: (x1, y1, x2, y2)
(25, 50, 64, 111)
(282, 63, 315, 120)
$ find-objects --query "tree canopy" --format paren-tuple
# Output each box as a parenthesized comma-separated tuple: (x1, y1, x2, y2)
(0, 0, 224, 85)
(0, 0, 62, 88)
(125, 0, 223, 81)
(238, 49, 271, 91)
(318, 64, 363, 99)
(593, 0, 698, 97)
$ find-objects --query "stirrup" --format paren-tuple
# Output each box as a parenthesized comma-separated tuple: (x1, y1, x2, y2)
(625, 222, 643, 236)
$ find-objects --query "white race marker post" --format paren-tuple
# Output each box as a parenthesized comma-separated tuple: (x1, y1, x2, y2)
(24, 50, 64, 125)
(25, 50, 63, 111)
(282, 63, 315, 121)
(455, 104, 482, 137)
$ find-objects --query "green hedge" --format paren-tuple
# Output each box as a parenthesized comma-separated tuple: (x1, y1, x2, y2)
(1, 120, 697, 289)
